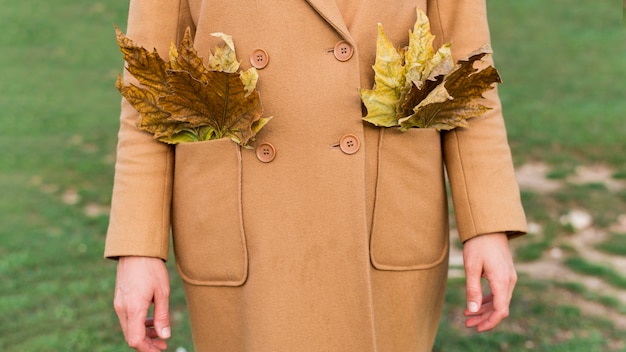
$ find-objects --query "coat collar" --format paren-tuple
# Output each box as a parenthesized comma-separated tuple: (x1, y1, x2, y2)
(304, 0, 354, 43)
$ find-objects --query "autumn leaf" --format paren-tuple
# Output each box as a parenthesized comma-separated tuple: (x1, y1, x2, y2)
(115, 26, 171, 96)
(399, 50, 501, 131)
(160, 69, 264, 145)
(360, 24, 406, 127)
(116, 75, 183, 140)
(397, 75, 444, 119)
(115, 26, 271, 147)
(360, 8, 500, 131)
(168, 30, 209, 83)
(207, 32, 240, 73)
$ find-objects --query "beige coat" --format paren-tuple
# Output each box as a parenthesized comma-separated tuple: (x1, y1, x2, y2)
(105, 0, 527, 350)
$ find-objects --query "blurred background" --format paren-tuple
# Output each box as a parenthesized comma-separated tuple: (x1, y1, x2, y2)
(0, 1, 624, 351)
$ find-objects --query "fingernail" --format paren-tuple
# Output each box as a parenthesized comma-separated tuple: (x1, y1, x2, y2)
(468, 302, 479, 313)
(161, 327, 171, 338)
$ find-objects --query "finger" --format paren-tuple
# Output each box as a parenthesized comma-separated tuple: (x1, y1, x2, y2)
(481, 293, 494, 305)
(152, 286, 171, 339)
(113, 291, 130, 342)
(466, 301, 497, 328)
(146, 327, 160, 339)
(478, 280, 512, 331)
(464, 261, 484, 314)
(150, 339, 168, 351)
(466, 310, 492, 328)
(138, 331, 168, 352)
(464, 300, 492, 317)
(125, 300, 151, 349)
(134, 338, 167, 352)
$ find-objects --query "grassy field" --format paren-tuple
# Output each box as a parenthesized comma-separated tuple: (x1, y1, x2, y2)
(0, 0, 624, 351)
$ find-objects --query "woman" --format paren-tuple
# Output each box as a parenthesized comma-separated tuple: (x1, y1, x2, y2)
(106, 0, 527, 351)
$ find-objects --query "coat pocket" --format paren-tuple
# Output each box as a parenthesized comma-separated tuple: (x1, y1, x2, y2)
(172, 138, 248, 286)
(370, 128, 449, 271)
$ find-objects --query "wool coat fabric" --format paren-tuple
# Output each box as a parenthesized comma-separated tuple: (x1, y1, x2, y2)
(105, 0, 527, 350)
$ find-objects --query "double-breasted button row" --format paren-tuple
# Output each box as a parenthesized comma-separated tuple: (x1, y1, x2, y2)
(249, 40, 354, 69)
(255, 134, 360, 162)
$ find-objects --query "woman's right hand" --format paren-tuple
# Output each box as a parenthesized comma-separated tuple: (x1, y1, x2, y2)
(113, 256, 171, 351)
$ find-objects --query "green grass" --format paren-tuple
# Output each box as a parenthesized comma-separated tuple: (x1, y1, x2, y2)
(1, 0, 625, 351)
(553, 183, 623, 228)
(565, 256, 626, 289)
(489, 0, 626, 168)
(596, 233, 626, 256)
(514, 220, 559, 262)
(434, 277, 626, 352)
(556, 281, 626, 314)
(0, 1, 193, 350)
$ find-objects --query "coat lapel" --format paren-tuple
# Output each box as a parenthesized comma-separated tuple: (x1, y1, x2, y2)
(304, 0, 354, 43)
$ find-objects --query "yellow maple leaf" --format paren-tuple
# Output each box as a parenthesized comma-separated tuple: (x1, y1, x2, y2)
(360, 8, 500, 131)
(360, 24, 406, 127)
(207, 32, 240, 73)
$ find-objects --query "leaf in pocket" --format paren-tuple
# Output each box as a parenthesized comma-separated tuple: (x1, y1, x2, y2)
(115, 26, 271, 147)
(207, 32, 240, 73)
(399, 49, 502, 131)
(115, 26, 172, 96)
(360, 8, 500, 131)
(360, 24, 405, 127)
(160, 69, 265, 146)
(397, 75, 444, 119)
(115, 75, 186, 140)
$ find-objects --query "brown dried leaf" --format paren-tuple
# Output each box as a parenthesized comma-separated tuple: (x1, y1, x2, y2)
(115, 26, 270, 146)
(399, 51, 502, 131)
(169, 28, 209, 83)
(115, 26, 171, 96)
(398, 75, 444, 119)
(160, 69, 264, 146)
(115, 75, 184, 139)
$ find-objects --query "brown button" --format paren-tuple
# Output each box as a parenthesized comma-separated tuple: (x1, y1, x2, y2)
(339, 134, 360, 155)
(250, 49, 269, 69)
(256, 142, 276, 162)
(333, 41, 354, 62)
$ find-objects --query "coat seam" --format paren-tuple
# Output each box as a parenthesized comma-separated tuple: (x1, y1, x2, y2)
(161, 147, 173, 259)
(435, 1, 446, 44)
(236, 144, 249, 286)
(434, 0, 446, 44)
(175, 0, 184, 43)
(160, 0, 185, 260)
(450, 129, 479, 239)
(434, 1, 480, 239)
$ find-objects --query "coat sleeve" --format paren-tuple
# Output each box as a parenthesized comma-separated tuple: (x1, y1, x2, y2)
(427, 0, 527, 243)
(104, 0, 195, 260)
